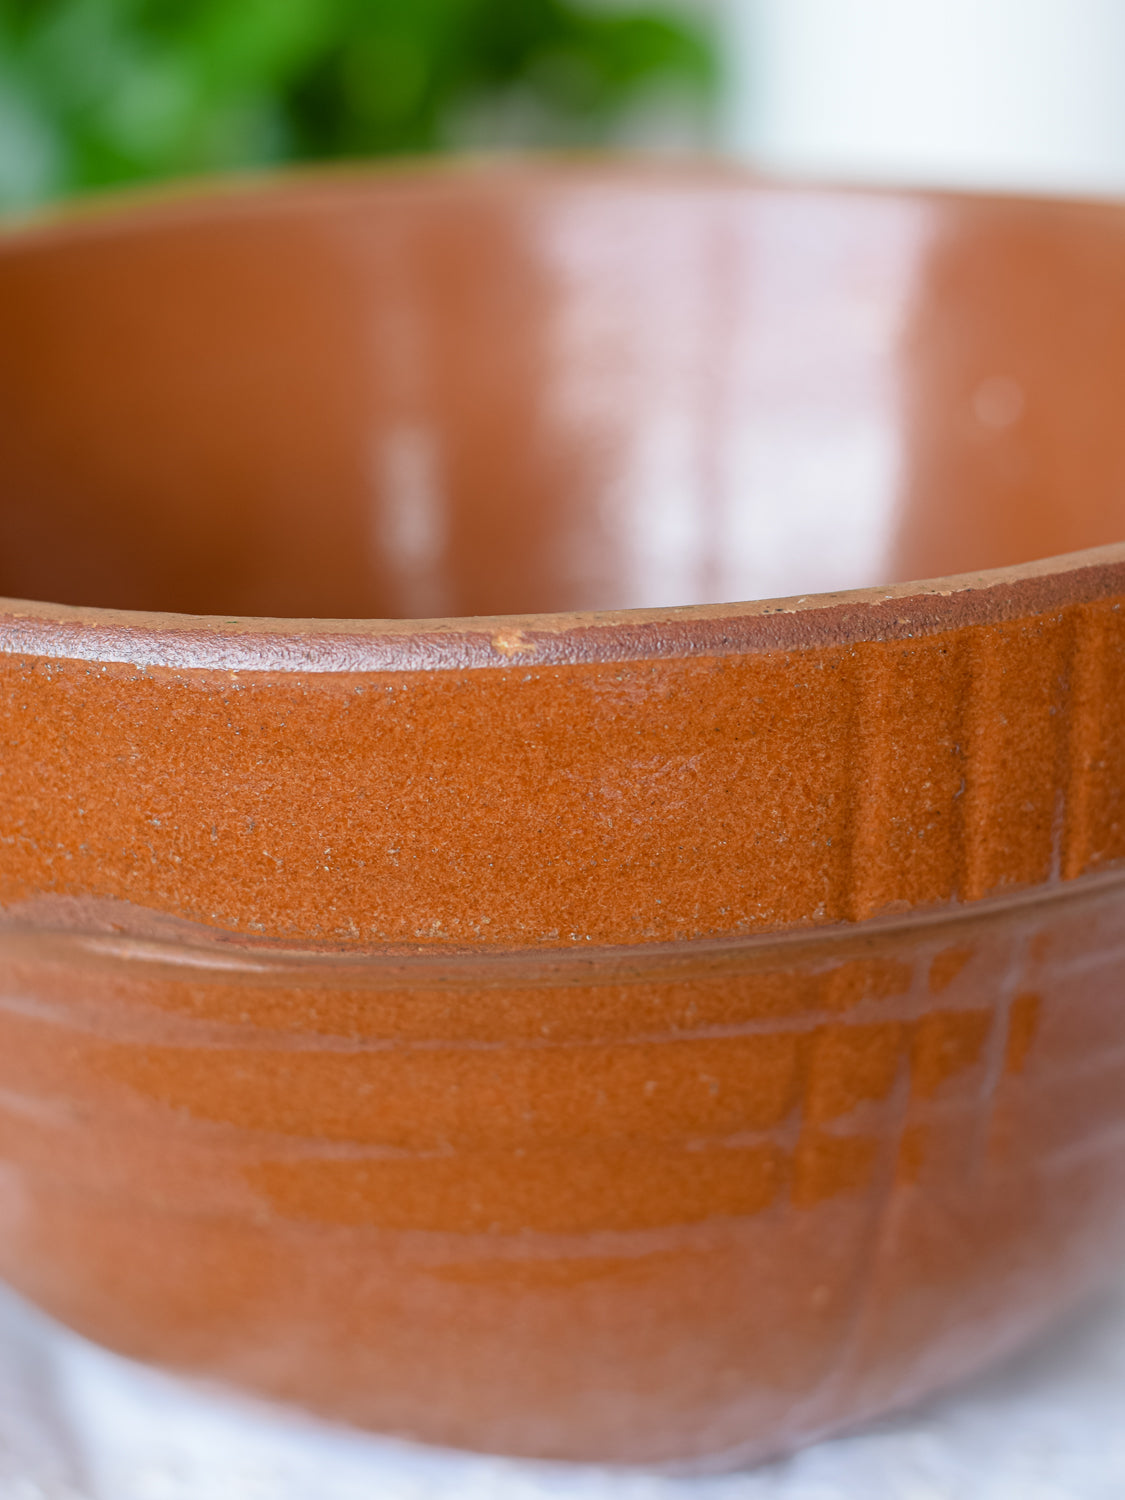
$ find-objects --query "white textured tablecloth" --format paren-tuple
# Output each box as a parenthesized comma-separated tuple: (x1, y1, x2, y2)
(1, 1278, 1123, 1500)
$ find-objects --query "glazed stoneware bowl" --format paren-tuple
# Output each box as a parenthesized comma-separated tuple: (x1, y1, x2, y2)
(1, 163, 1124, 1471)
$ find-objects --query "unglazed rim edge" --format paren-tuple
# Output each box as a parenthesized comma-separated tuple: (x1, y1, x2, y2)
(0, 543, 1122, 674)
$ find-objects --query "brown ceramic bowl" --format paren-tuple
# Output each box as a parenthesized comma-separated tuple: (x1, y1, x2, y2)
(1, 162, 1124, 1471)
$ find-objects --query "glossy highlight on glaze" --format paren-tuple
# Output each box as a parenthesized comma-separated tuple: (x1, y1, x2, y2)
(0, 163, 1124, 1468)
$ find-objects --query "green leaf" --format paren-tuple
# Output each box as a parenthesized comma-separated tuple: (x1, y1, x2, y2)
(0, 0, 718, 207)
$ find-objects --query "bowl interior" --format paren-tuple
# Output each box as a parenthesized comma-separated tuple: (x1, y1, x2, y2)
(1, 167, 1124, 621)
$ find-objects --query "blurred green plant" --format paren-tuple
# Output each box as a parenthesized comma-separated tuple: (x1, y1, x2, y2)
(0, 0, 716, 208)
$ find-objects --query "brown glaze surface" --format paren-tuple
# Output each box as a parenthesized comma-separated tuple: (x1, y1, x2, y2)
(0, 163, 1124, 1467)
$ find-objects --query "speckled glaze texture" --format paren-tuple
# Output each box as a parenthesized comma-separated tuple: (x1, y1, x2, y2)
(1, 163, 1125, 1469)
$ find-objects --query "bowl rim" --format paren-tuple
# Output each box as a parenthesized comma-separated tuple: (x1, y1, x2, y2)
(2, 544, 1123, 674)
(2, 159, 1124, 676)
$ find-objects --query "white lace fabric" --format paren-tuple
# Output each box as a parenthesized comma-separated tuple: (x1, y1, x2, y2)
(1, 1279, 1123, 1500)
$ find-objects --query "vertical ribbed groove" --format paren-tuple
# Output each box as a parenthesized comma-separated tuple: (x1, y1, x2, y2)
(957, 626, 995, 904)
(827, 604, 1109, 926)
(824, 648, 863, 927)
(946, 631, 973, 906)
(1062, 602, 1105, 882)
(795, 955, 926, 1430)
(970, 930, 1029, 1182)
(845, 643, 888, 923)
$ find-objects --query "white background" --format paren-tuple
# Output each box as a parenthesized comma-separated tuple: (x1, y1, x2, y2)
(719, 0, 1125, 195)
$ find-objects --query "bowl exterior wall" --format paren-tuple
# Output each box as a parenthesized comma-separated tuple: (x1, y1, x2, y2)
(0, 878, 1123, 1466)
(1, 578, 1124, 951)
